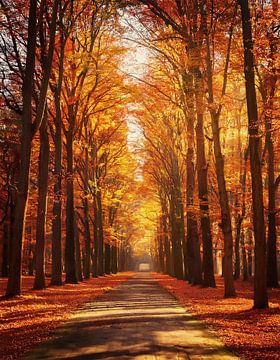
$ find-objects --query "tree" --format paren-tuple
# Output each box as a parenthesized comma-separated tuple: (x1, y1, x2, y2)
(238, 0, 268, 309)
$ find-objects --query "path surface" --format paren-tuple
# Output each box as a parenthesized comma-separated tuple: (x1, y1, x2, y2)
(26, 273, 238, 359)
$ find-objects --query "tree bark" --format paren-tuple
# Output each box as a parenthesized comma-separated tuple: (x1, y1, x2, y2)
(264, 4, 278, 287)
(105, 244, 111, 275)
(34, 112, 49, 289)
(50, 25, 65, 286)
(97, 189, 104, 276)
(183, 71, 202, 285)
(169, 152, 184, 280)
(82, 197, 91, 279)
(240, 229, 248, 281)
(195, 104, 216, 287)
(92, 191, 99, 277)
(65, 131, 78, 284)
(74, 212, 83, 282)
(238, 0, 268, 308)
(1, 223, 9, 277)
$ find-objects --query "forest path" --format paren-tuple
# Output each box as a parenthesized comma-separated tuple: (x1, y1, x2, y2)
(26, 273, 238, 360)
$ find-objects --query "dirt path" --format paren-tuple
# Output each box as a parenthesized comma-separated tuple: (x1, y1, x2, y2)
(26, 273, 239, 359)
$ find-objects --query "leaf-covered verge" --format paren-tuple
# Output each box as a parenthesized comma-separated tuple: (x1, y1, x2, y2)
(0, 273, 133, 360)
(154, 273, 280, 360)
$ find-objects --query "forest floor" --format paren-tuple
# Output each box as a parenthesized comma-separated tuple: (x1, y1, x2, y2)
(25, 273, 237, 360)
(0, 273, 133, 360)
(153, 273, 280, 360)
(1, 273, 279, 360)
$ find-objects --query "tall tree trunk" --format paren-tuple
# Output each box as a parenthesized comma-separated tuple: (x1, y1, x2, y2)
(266, 120, 278, 287)
(92, 191, 99, 277)
(105, 244, 111, 275)
(169, 155, 184, 280)
(183, 72, 202, 285)
(247, 229, 253, 278)
(1, 223, 9, 277)
(65, 132, 78, 284)
(240, 229, 248, 281)
(111, 245, 117, 274)
(163, 215, 171, 275)
(160, 194, 172, 275)
(97, 189, 104, 276)
(193, 62, 216, 288)
(265, 6, 278, 287)
(234, 215, 241, 280)
(5, 0, 37, 297)
(203, 35, 235, 296)
(238, 0, 268, 308)
(34, 112, 50, 289)
(82, 147, 91, 279)
(51, 110, 62, 285)
(158, 224, 165, 272)
(83, 197, 91, 279)
(74, 212, 83, 282)
(211, 110, 235, 297)
(50, 25, 64, 286)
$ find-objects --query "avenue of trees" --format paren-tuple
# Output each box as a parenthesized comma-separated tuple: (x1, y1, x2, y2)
(0, 0, 279, 310)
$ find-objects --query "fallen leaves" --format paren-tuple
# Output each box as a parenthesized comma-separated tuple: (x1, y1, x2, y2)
(153, 273, 280, 360)
(0, 273, 133, 360)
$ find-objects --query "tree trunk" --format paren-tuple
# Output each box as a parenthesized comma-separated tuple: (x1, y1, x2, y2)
(234, 215, 241, 280)
(169, 192, 184, 279)
(74, 213, 83, 282)
(51, 113, 62, 285)
(238, 0, 268, 308)
(50, 27, 64, 286)
(97, 189, 104, 276)
(111, 245, 117, 273)
(163, 215, 171, 275)
(247, 229, 253, 277)
(5, 0, 37, 297)
(240, 229, 248, 281)
(211, 111, 235, 297)
(34, 113, 49, 289)
(83, 198, 91, 279)
(105, 244, 111, 275)
(158, 226, 165, 272)
(65, 132, 78, 284)
(265, 1, 279, 289)
(1, 223, 9, 277)
(92, 192, 99, 277)
(82, 146, 91, 279)
(266, 127, 278, 287)
(183, 71, 202, 285)
(203, 41, 235, 296)
(193, 68, 216, 288)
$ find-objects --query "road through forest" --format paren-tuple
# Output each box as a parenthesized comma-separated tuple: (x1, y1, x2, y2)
(26, 273, 239, 359)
